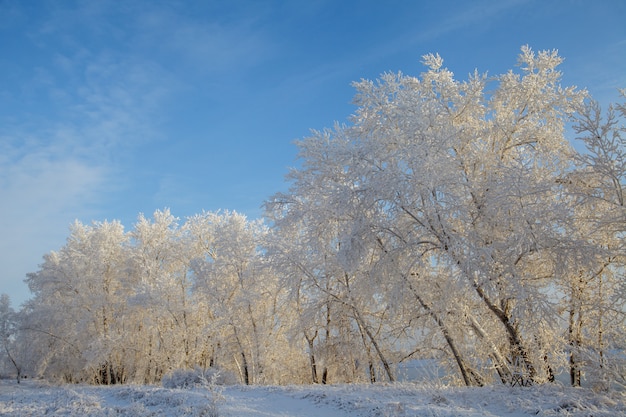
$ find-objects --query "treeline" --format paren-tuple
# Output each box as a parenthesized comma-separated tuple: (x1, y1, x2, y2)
(2, 47, 625, 388)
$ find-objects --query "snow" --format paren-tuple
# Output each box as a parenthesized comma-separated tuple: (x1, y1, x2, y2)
(1, 379, 625, 416)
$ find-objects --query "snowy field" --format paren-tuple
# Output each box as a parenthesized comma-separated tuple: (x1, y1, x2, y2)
(1, 379, 625, 417)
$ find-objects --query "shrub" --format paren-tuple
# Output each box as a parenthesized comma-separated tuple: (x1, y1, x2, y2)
(162, 366, 235, 389)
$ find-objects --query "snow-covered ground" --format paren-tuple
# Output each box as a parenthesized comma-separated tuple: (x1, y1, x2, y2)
(1, 379, 625, 416)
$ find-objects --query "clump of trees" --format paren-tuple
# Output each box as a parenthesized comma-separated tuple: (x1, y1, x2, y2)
(8, 210, 297, 385)
(2, 47, 625, 388)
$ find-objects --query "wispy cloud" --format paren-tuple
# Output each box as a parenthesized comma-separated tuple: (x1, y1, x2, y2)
(0, 130, 107, 305)
(0, 0, 284, 304)
(0, 2, 180, 304)
(414, 0, 531, 42)
(133, 4, 276, 79)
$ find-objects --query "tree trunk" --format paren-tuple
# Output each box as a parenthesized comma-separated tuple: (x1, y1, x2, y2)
(233, 327, 250, 385)
(375, 234, 476, 386)
(321, 301, 331, 384)
(305, 332, 319, 383)
(468, 314, 512, 384)
(471, 278, 537, 383)
(241, 352, 250, 385)
(405, 277, 476, 386)
(352, 308, 394, 382)
(568, 306, 582, 387)
(356, 320, 377, 383)
(321, 368, 328, 384)
(4, 345, 20, 384)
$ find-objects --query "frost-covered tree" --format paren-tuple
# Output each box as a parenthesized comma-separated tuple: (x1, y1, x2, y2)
(126, 209, 207, 382)
(270, 46, 590, 386)
(563, 90, 626, 388)
(0, 294, 22, 382)
(266, 136, 401, 383)
(189, 211, 285, 384)
(23, 220, 130, 383)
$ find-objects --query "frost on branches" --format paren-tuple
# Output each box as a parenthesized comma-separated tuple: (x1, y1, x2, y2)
(7, 47, 626, 389)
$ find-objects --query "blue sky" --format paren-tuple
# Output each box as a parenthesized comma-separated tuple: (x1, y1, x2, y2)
(1, 0, 625, 306)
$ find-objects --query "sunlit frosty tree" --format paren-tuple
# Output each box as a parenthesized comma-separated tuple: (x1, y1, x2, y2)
(188, 211, 287, 384)
(267, 46, 624, 386)
(23, 220, 130, 383)
(0, 294, 22, 382)
(564, 90, 626, 388)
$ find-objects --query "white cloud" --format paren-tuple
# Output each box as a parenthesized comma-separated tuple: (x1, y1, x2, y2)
(132, 4, 276, 78)
(0, 3, 183, 305)
(0, 136, 107, 306)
